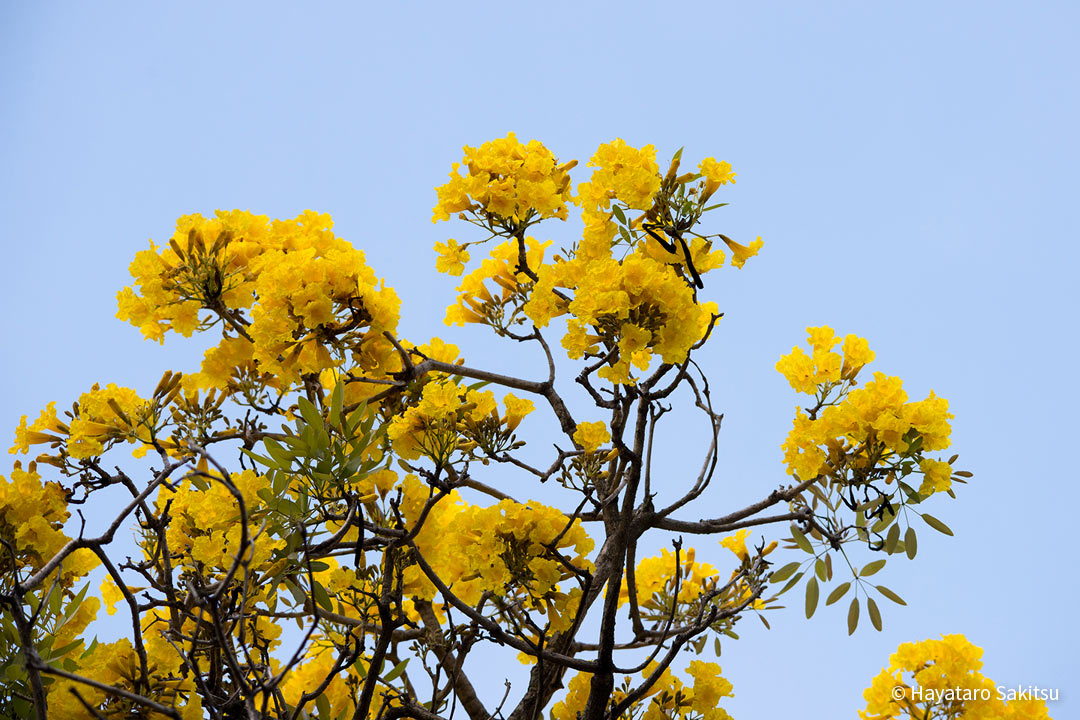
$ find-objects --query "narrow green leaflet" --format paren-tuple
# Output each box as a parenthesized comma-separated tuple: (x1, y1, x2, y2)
(847, 597, 860, 635)
(867, 597, 882, 631)
(770, 562, 800, 583)
(921, 513, 954, 536)
(826, 581, 851, 606)
(905, 527, 918, 559)
(805, 576, 819, 618)
(875, 584, 907, 606)
(790, 525, 814, 553)
(860, 559, 886, 577)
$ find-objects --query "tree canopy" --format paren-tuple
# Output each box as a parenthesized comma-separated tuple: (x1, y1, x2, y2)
(1, 135, 1051, 719)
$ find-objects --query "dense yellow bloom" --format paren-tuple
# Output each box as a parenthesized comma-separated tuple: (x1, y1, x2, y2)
(156, 468, 284, 575)
(117, 209, 401, 393)
(860, 635, 1051, 720)
(0, 461, 98, 583)
(47, 637, 203, 720)
(777, 326, 872, 394)
(397, 475, 593, 627)
(573, 421, 611, 453)
(618, 546, 719, 609)
(842, 333, 876, 374)
(577, 139, 662, 211)
(526, 248, 719, 383)
(775, 346, 818, 395)
(918, 458, 953, 495)
(432, 132, 574, 224)
(11, 384, 158, 461)
(554, 661, 733, 720)
(778, 329, 954, 486)
(281, 644, 367, 717)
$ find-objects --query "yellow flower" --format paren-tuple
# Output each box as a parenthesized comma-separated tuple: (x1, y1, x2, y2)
(432, 133, 574, 224)
(434, 238, 470, 275)
(918, 458, 952, 495)
(841, 333, 875, 374)
(720, 529, 752, 561)
(806, 325, 839, 351)
(502, 393, 535, 431)
(573, 421, 611, 453)
(775, 346, 817, 394)
(720, 235, 763, 269)
(100, 576, 125, 616)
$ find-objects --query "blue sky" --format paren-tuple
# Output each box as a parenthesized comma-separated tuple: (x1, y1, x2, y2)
(2, 2, 1077, 717)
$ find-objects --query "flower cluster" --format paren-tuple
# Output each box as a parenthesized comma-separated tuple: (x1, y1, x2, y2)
(778, 327, 955, 497)
(573, 421, 611, 454)
(116, 209, 401, 394)
(860, 634, 1050, 720)
(398, 475, 593, 630)
(0, 461, 97, 583)
(553, 660, 734, 720)
(150, 467, 284, 577)
(46, 632, 204, 720)
(387, 377, 535, 463)
(527, 251, 721, 384)
(435, 138, 759, 384)
(11, 384, 156, 463)
(576, 139, 662, 212)
(432, 132, 575, 225)
(617, 546, 719, 610)
(443, 236, 552, 329)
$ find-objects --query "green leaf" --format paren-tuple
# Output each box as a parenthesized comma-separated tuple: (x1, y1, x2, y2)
(273, 470, 289, 495)
(860, 559, 887, 577)
(297, 396, 324, 433)
(870, 509, 896, 534)
(905, 527, 918, 560)
(282, 577, 307, 608)
(316, 692, 332, 718)
(921, 513, 954, 536)
(611, 205, 627, 225)
(825, 581, 851, 606)
(875, 585, 907, 606)
(805, 576, 819, 618)
(814, 558, 827, 581)
(263, 438, 293, 469)
(241, 448, 278, 470)
(769, 562, 800, 583)
(847, 596, 860, 635)
(330, 381, 344, 429)
(384, 658, 409, 683)
(790, 525, 814, 553)
(777, 571, 805, 596)
(885, 524, 901, 554)
(312, 582, 334, 613)
(867, 597, 882, 631)
(256, 487, 276, 507)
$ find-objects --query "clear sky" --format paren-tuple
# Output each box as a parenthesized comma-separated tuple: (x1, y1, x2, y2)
(2, 2, 1077, 717)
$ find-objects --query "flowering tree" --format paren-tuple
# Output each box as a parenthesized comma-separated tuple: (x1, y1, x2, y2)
(0, 135, 1050, 719)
